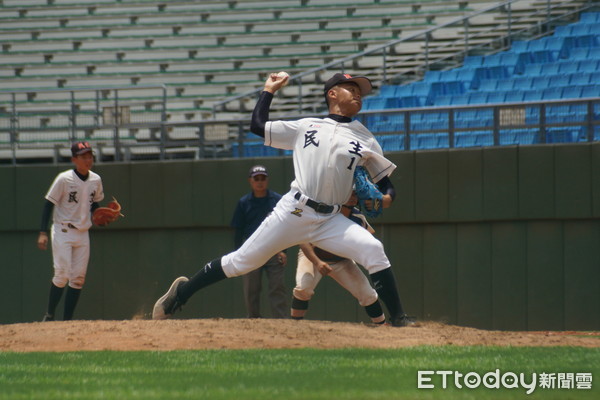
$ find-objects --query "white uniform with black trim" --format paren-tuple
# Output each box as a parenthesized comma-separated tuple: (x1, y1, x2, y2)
(221, 117, 396, 278)
(46, 169, 104, 289)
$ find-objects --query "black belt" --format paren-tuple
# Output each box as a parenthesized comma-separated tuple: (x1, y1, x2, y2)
(294, 192, 336, 214)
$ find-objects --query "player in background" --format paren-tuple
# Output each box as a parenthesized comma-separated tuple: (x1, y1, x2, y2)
(292, 191, 387, 325)
(37, 142, 104, 321)
(231, 165, 288, 318)
(153, 72, 414, 327)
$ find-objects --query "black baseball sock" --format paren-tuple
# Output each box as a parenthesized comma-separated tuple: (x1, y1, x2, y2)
(63, 286, 81, 321)
(46, 283, 65, 317)
(291, 296, 308, 320)
(371, 268, 405, 320)
(364, 300, 384, 319)
(177, 258, 227, 304)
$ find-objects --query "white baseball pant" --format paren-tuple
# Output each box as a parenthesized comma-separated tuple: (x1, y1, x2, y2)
(50, 223, 90, 289)
(221, 191, 390, 278)
(294, 248, 378, 306)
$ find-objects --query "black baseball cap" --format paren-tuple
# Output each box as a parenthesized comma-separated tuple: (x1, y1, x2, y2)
(248, 165, 268, 177)
(71, 141, 93, 156)
(323, 73, 372, 96)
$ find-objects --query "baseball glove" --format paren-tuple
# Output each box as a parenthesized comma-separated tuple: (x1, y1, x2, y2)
(353, 166, 383, 218)
(92, 197, 124, 226)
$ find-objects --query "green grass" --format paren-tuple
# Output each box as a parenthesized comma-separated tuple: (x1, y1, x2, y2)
(0, 346, 598, 399)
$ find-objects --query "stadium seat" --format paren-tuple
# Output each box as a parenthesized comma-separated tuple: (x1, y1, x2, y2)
(379, 85, 398, 98)
(582, 85, 600, 98)
(376, 134, 405, 152)
(580, 12, 600, 23)
(500, 129, 539, 145)
(562, 86, 583, 99)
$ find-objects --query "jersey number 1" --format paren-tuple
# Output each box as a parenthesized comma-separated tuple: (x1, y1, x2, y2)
(347, 157, 356, 170)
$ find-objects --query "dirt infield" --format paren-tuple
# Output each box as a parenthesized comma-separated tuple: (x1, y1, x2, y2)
(0, 319, 598, 352)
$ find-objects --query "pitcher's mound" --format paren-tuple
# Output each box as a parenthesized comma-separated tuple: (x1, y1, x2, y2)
(1, 319, 598, 352)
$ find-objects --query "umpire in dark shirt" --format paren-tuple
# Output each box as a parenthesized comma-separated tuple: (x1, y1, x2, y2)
(230, 165, 288, 318)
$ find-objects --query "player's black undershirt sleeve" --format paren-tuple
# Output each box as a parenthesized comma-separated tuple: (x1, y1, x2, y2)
(376, 176, 396, 201)
(250, 91, 274, 137)
(40, 199, 54, 232)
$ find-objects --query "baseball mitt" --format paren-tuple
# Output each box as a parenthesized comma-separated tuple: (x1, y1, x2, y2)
(353, 167, 383, 218)
(92, 197, 124, 226)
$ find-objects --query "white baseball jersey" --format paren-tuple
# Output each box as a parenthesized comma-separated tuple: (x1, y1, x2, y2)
(265, 117, 396, 205)
(221, 117, 396, 279)
(46, 169, 104, 231)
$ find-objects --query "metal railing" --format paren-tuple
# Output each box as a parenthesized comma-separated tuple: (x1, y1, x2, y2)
(2, 97, 598, 165)
(0, 85, 167, 163)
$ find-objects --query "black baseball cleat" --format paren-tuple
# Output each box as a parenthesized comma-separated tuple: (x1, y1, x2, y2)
(152, 276, 189, 320)
(42, 313, 54, 322)
(390, 314, 418, 327)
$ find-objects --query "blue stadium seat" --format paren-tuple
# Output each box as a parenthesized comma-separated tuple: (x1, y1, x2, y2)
(527, 39, 547, 52)
(569, 48, 590, 60)
(547, 74, 570, 87)
(379, 85, 398, 97)
(580, 12, 600, 23)
(571, 24, 594, 36)
(455, 68, 478, 87)
(410, 133, 449, 150)
(582, 85, 600, 98)
(558, 61, 579, 74)
(544, 37, 569, 59)
(505, 91, 525, 103)
(477, 80, 497, 91)
(432, 95, 452, 106)
(531, 76, 550, 89)
(588, 48, 600, 60)
(527, 50, 555, 64)
(376, 135, 405, 152)
(511, 77, 533, 90)
(578, 59, 599, 73)
(540, 63, 560, 75)
(450, 94, 470, 105)
(463, 56, 484, 67)
(429, 81, 465, 96)
(546, 127, 578, 143)
(424, 70, 444, 82)
(454, 131, 477, 147)
(481, 53, 502, 66)
(511, 41, 528, 53)
(395, 85, 413, 97)
(522, 64, 543, 76)
(397, 96, 421, 108)
(500, 129, 539, 145)
(455, 131, 494, 147)
(410, 82, 432, 96)
(487, 92, 506, 103)
(476, 66, 510, 80)
(562, 86, 583, 98)
(523, 90, 543, 102)
(569, 34, 599, 48)
(362, 98, 388, 110)
(569, 73, 591, 86)
(541, 87, 563, 100)
(467, 92, 489, 104)
(590, 72, 600, 84)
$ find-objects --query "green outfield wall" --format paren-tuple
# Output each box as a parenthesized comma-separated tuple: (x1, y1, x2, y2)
(1, 143, 599, 330)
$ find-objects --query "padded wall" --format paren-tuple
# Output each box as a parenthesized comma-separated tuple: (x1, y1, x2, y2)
(1, 144, 599, 329)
